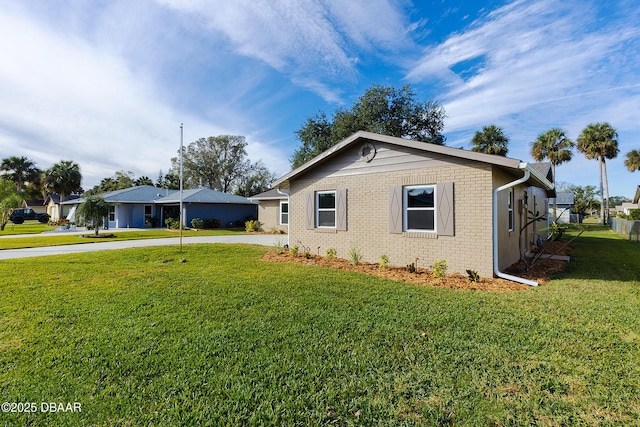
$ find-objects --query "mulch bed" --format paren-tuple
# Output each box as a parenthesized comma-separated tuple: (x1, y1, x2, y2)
(262, 240, 571, 291)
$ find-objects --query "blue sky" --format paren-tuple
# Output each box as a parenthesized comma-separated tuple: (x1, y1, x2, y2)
(1, 0, 639, 197)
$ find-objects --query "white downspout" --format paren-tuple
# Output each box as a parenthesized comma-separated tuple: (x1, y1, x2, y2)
(493, 164, 539, 287)
(276, 188, 290, 247)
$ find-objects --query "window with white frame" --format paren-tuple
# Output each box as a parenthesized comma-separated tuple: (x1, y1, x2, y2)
(316, 191, 336, 228)
(108, 205, 115, 222)
(144, 205, 152, 222)
(508, 189, 514, 232)
(403, 185, 436, 232)
(280, 201, 289, 225)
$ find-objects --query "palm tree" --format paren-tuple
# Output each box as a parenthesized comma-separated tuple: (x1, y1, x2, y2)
(135, 176, 154, 186)
(624, 149, 640, 172)
(576, 122, 619, 224)
(0, 156, 40, 193)
(471, 125, 509, 156)
(531, 128, 574, 219)
(531, 128, 574, 179)
(44, 160, 83, 219)
(77, 195, 110, 236)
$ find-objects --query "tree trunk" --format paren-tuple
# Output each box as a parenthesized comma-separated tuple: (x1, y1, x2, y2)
(551, 163, 557, 221)
(603, 158, 610, 224)
(598, 156, 605, 225)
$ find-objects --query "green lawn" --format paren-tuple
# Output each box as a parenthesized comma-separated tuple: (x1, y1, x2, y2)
(0, 228, 246, 250)
(0, 226, 638, 425)
(0, 221, 57, 235)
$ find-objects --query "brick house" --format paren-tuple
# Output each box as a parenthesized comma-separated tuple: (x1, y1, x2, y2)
(248, 188, 289, 233)
(272, 131, 555, 286)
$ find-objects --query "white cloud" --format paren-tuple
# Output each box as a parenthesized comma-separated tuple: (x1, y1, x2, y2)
(0, 3, 293, 188)
(406, 0, 640, 197)
(155, 0, 411, 102)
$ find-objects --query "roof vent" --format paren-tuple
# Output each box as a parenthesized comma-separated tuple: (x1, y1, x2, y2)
(359, 142, 376, 162)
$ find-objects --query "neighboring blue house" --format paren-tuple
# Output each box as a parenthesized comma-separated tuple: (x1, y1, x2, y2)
(63, 186, 257, 228)
(157, 188, 258, 228)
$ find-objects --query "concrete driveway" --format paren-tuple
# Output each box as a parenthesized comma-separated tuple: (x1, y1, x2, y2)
(0, 234, 286, 260)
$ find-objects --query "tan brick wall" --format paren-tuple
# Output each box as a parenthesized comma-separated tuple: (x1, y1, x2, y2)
(290, 162, 500, 277)
(257, 200, 288, 233)
(493, 169, 549, 271)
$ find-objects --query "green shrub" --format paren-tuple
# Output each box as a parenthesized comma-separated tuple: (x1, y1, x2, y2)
(431, 260, 448, 278)
(165, 218, 181, 229)
(204, 219, 221, 229)
(325, 247, 337, 261)
(629, 209, 640, 220)
(245, 220, 263, 232)
(379, 254, 389, 269)
(273, 240, 285, 254)
(146, 216, 160, 227)
(191, 218, 204, 229)
(349, 246, 363, 266)
(466, 269, 480, 282)
(289, 245, 299, 257)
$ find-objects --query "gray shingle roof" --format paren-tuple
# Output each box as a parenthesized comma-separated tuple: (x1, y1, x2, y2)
(101, 186, 177, 203)
(157, 188, 255, 204)
(62, 186, 254, 205)
(248, 188, 288, 200)
(551, 191, 575, 205)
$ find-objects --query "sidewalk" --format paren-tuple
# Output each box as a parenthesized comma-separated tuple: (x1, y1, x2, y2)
(0, 234, 284, 260)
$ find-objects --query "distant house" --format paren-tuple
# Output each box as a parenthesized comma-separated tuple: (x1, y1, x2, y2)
(614, 203, 640, 216)
(63, 186, 257, 228)
(549, 191, 574, 224)
(272, 131, 555, 285)
(248, 188, 288, 233)
(45, 194, 81, 221)
(616, 185, 640, 215)
(156, 187, 257, 228)
(22, 199, 47, 215)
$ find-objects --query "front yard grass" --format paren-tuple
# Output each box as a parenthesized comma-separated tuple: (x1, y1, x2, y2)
(0, 228, 246, 250)
(0, 226, 638, 425)
(0, 221, 56, 235)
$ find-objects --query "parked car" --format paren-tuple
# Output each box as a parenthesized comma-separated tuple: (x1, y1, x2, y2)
(9, 208, 50, 224)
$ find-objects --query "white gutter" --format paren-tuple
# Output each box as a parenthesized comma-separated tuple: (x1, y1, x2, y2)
(493, 163, 539, 287)
(276, 188, 290, 247)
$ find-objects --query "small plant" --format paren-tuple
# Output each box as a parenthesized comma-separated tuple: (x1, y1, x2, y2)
(245, 219, 263, 232)
(273, 240, 285, 254)
(326, 247, 337, 261)
(289, 245, 299, 256)
(406, 257, 419, 273)
(305, 250, 312, 259)
(204, 218, 221, 228)
(349, 246, 363, 266)
(379, 254, 389, 269)
(191, 218, 204, 229)
(165, 217, 181, 229)
(466, 269, 480, 283)
(431, 260, 448, 278)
